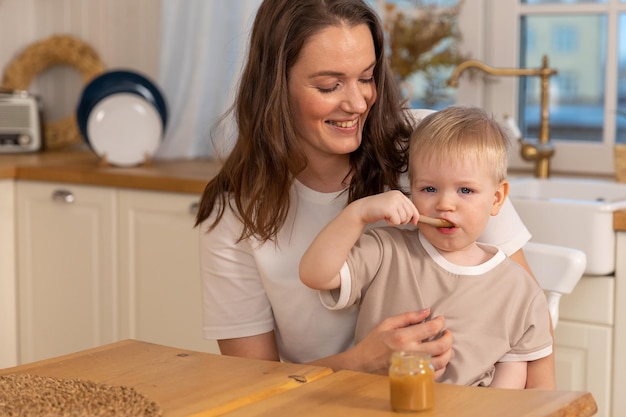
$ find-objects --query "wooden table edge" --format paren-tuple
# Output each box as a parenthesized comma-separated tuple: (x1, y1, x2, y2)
(0, 339, 336, 417)
(188, 367, 334, 417)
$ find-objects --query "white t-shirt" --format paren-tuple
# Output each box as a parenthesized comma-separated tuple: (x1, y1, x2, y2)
(199, 179, 531, 363)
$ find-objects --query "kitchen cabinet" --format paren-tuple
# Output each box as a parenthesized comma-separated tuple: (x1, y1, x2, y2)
(118, 189, 219, 354)
(612, 232, 626, 417)
(13, 181, 219, 365)
(556, 276, 615, 417)
(15, 181, 118, 364)
(557, 231, 626, 417)
(554, 321, 612, 416)
(0, 180, 17, 368)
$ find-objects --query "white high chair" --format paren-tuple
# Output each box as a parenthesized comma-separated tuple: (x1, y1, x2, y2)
(523, 241, 587, 329)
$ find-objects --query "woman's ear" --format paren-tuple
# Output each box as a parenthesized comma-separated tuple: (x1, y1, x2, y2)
(490, 180, 510, 216)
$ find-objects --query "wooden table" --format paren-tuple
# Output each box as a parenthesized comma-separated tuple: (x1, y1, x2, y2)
(0, 339, 332, 417)
(220, 369, 597, 417)
(0, 340, 597, 417)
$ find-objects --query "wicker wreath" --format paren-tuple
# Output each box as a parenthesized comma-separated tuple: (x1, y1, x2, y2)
(1, 35, 106, 149)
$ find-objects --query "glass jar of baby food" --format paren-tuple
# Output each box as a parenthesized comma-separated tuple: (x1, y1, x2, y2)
(389, 351, 435, 412)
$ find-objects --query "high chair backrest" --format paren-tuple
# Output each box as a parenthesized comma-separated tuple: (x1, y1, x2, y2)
(523, 241, 587, 329)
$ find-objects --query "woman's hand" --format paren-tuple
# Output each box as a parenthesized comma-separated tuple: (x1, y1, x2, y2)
(343, 309, 453, 376)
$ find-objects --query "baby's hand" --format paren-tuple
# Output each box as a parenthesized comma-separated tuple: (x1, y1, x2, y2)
(358, 190, 419, 226)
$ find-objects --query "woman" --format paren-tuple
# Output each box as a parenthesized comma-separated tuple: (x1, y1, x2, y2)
(196, 0, 554, 387)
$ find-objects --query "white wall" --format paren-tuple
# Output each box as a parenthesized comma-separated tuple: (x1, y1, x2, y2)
(0, 0, 160, 123)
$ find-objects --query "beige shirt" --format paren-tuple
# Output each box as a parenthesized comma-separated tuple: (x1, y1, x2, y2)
(201, 176, 530, 364)
(320, 227, 552, 387)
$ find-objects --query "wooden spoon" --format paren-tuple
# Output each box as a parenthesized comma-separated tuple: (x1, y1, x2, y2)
(418, 215, 455, 228)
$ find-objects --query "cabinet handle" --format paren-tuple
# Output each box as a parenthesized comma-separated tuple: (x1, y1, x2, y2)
(51, 189, 75, 204)
(189, 202, 199, 216)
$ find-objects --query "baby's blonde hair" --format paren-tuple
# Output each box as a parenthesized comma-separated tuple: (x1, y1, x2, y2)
(409, 105, 511, 183)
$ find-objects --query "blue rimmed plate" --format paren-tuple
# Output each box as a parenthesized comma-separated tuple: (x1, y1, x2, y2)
(86, 93, 162, 167)
(76, 70, 167, 166)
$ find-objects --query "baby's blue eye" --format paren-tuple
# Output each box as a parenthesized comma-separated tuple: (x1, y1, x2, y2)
(423, 186, 436, 193)
(460, 187, 473, 194)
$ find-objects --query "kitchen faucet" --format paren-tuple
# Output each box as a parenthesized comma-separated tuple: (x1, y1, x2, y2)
(447, 55, 558, 178)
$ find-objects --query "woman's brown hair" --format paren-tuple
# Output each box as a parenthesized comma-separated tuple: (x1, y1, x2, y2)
(195, 0, 413, 242)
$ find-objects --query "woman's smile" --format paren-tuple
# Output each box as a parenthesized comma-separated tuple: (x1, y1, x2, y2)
(327, 118, 359, 129)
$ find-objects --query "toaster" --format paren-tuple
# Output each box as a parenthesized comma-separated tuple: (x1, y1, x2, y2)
(0, 89, 42, 152)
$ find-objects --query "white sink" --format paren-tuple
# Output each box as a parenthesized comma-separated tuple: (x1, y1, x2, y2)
(509, 177, 626, 275)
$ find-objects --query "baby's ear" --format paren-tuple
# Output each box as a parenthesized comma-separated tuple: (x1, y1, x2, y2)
(491, 181, 509, 216)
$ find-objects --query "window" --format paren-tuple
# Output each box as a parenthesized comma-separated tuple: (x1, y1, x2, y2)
(551, 24, 579, 53)
(555, 70, 579, 100)
(459, 0, 626, 175)
(377, 0, 625, 174)
(520, 14, 605, 144)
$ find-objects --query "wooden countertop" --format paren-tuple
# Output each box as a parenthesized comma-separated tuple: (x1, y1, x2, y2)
(222, 369, 597, 417)
(0, 340, 333, 417)
(0, 340, 597, 417)
(616, 210, 626, 231)
(2, 148, 626, 229)
(0, 147, 221, 194)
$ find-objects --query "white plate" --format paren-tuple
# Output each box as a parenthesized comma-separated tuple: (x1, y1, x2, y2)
(87, 93, 162, 167)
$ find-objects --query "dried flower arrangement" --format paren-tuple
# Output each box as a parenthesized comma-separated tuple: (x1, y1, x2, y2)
(383, 0, 468, 105)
